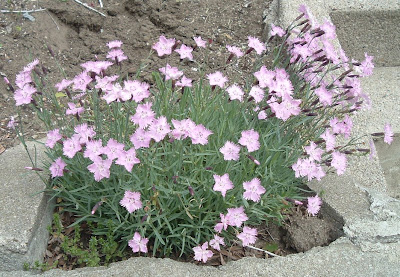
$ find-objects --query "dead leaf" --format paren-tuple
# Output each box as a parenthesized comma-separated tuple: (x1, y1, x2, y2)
(0, 144, 5, 155)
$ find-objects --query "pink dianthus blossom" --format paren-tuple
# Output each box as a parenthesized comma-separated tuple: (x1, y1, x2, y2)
(305, 141, 324, 161)
(130, 102, 155, 129)
(270, 23, 286, 37)
(220, 141, 241, 161)
(254, 66, 275, 88)
(384, 123, 394, 145)
(103, 138, 125, 161)
(46, 129, 62, 149)
(237, 226, 257, 246)
(87, 156, 112, 182)
(84, 139, 105, 161)
(226, 206, 248, 227)
(193, 242, 213, 263)
(243, 178, 265, 202)
(66, 102, 84, 116)
(149, 116, 171, 142)
(249, 86, 265, 103)
(269, 95, 301, 121)
(130, 128, 152, 149)
(226, 84, 245, 102)
(106, 48, 128, 63)
(226, 45, 244, 58)
(359, 53, 374, 77)
(72, 71, 92, 91)
(247, 36, 266, 55)
(175, 44, 194, 61)
(209, 235, 225, 251)
(188, 124, 213, 145)
(107, 40, 123, 49)
(55, 79, 73, 92)
(129, 232, 148, 253)
(153, 35, 176, 56)
(238, 129, 260, 152)
(14, 84, 36, 106)
(193, 36, 207, 48)
(213, 173, 234, 197)
(115, 148, 140, 172)
(320, 128, 336, 151)
(120, 190, 142, 213)
(49, 157, 66, 178)
(207, 71, 228, 88)
(176, 76, 193, 88)
(74, 123, 96, 145)
(307, 195, 322, 216)
(214, 213, 229, 233)
(331, 151, 347, 175)
(159, 64, 183, 81)
(63, 134, 82, 159)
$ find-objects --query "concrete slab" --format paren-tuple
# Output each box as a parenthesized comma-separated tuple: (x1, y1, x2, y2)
(0, 140, 53, 271)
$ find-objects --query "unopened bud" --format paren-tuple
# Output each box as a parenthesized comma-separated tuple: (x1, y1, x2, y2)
(247, 155, 260, 165)
(188, 186, 194, 196)
(25, 167, 44, 171)
(91, 201, 103, 215)
(47, 44, 55, 57)
(141, 214, 148, 223)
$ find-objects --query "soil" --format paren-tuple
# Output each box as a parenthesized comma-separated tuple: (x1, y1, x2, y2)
(0, 0, 344, 271)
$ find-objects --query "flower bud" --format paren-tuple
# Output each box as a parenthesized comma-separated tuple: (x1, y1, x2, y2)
(188, 186, 194, 196)
(91, 201, 103, 215)
(25, 167, 44, 171)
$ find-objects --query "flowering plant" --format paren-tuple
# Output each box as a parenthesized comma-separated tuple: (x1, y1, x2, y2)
(8, 5, 385, 264)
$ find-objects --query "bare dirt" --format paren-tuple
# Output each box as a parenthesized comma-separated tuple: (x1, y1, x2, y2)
(0, 0, 344, 270)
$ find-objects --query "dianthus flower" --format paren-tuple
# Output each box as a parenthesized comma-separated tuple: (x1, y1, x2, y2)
(80, 61, 113, 75)
(207, 71, 228, 88)
(153, 35, 176, 56)
(149, 116, 171, 142)
(384, 123, 394, 145)
(268, 95, 301, 121)
(193, 242, 213, 263)
(193, 36, 207, 48)
(331, 151, 347, 175)
(72, 71, 92, 91)
(74, 123, 96, 145)
(214, 213, 229, 233)
(237, 226, 257, 246)
(106, 48, 128, 63)
(307, 195, 322, 216)
(226, 84, 245, 102)
(124, 80, 150, 103)
(130, 102, 155, 129)
(45, 129, 62, 148)
(209, 235, 225, 251)
(63, 134, 82, 159)
(320, 19, 336, 40)
(115, 148, 140, 172)
(304, 141, 324, 161)
(247, 36, 266, 55)
(176, 76, 193, 88)
(226, 45, 244, 58)
(84, 139, 104, 161)
(87, 156, 113, 182)
(359, 52, 374, 77)
(249, 86, 265, 103)
(238, 129, 260, 152)
(213, 173, 234, 197)
(270, 23, 286, 37)
(189, 124, 213, 145)
(315, 85, 333, 106)
(226, 206, 248, 227)
(130, 128, 152, 149)
(15, 71, 32, 89)
(120, 190, 142, 213)
(103, 138, 125, 161)
(159, 64, 183, 80)
(129, 232, 148, 253)
(14, 84, 36, 106)
(175, 44, 194, 61)
(49, 157, 67, 178)
(55, 79, 73, 92)
(253, 66, 275, 88)
(243, 178, 265, 202)
(220, 141, 241, 161)
(107, 40, 123, 49)
(66, 102, 84, 116)
(320, 128, 336, 151)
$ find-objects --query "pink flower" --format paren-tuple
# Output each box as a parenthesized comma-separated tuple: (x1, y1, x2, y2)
(120, 190, 142, 213)
(238, 129, 260, 152)
(130, 102, 155, 129)
(249, 86, 265, 103)
(247, 36, 266, 55)
(188, 124, 213, 145)
(159, 64, 184, 81)
(359, 53, 374, 77)
(315, 85, 333, 106)
(55, 79, 73, 92)
(226, 45, 244, 58)
(74, 123, 96, 144)
(258, 110, 267, 120)
(103, 138, 125, 160)
(49, 157, 67, 177)
(7, 116, 16, 129)
(269, 95, 301, 121)
(15, 71, 32, 89)
(23, 59, 39, 72)
(220, 141, 241, 161)
(320, 129, 336, 151)
(305, 141, 324, 161)
(226, 206, 248, 227)
(320, 20, 336, 40)
(176, 76, 193, 88)
(149, 116, 171, 142)
(66, 102, 84, 116)
(128, 232, 149, 253)
(331, 151, 347, 175)
(87, 156, 113, 181)
(124, 80, 150, 103)
(237, 226, 257, 246)
(384, 123, 394, 145)
(14, 84, 36, 106)
(209, 235, 225, 251)
(115, 148, 140, 172)
(213, 173, 234, 197)
(226, 84, 245, 102)
(193, 36, 207, 48)
(72, 71, 92, 91)
(307, 195, 322, 216)
(106, 48, 128, 63)
(63, 134, 82, 159)
(95, 75, 118, 91)
(243, 178, 265, 202)
(214, 213, 229, 233)
(130, 128, 152, 149)
(80, 61, 113, 75)
(107, 40, 123, 49)
(175, 44, 194, 61)
(153, 35, 176, 56)
(292, 158, 325, 181)
(193, 242, 213, 263)
(84, 139, 104, 161)
(207, 71, 228, 88)
(46, 129, 62, 148)
(270, 23, 286, 37)
(254, 66, 275, 88)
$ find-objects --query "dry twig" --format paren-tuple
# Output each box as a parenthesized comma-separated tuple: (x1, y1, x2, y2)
(72, 0, 106, 17)
(99, 0, 103, 8)
(46, 10, 59, 30)
(245, 245, 281, 257)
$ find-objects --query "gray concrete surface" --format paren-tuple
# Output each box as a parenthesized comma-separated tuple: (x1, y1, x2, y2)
(1, 0, 400, 276)
(0, 140, 54, 271)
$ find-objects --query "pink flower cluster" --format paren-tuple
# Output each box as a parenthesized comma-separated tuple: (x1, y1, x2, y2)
(13, 59, 39, 106)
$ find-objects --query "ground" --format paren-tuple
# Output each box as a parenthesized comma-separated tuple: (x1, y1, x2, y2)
(0, 0, 343, 270)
